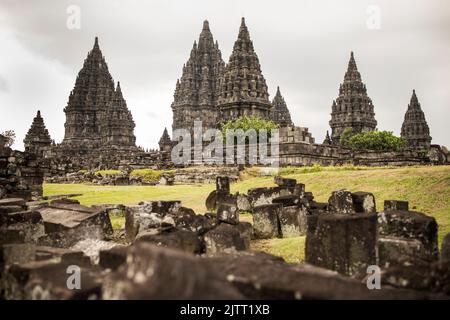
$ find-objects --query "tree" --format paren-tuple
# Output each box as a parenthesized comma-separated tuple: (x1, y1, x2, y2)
(339, 128, 355, 147)
(341, 129, 405, 151)
(1, 130, 16, 147)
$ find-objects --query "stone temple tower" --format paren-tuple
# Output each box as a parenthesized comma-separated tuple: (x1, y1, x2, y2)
(271, 86, 293, 127)
(217, 18, 273, 122)
(171, 20, 225, 133)
(23, 110, 52, 157)
(401, 90, 432, 149)
(62, 37, 136, 149)
(329, 52, 377, 144)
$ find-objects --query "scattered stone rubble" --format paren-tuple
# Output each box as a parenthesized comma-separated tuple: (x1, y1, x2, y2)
(1, 172, 449, 299)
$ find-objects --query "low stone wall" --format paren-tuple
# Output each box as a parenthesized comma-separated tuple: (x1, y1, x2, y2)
(40, 144, 173, 177)
(0, 142, 43, 200)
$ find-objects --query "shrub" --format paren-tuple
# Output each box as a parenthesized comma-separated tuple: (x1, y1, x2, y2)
(130, 168, 175, 183)
(340, 129, 405, 151)
(94, 169, 123, 176)
(1, 130, 16, 147)
(220, 116, 279, 143)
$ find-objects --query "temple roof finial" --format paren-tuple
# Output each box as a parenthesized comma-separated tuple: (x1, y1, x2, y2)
(203, 20, 210, 31)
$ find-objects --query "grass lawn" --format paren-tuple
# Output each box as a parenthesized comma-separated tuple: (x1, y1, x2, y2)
(44, 165, 450, 263)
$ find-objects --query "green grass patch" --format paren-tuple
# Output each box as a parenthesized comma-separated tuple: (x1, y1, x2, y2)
(251, 236, 305, 263)
(94, 169, 123, 175)
(109, 211, 125, 230)
(130, 168, 175, 183)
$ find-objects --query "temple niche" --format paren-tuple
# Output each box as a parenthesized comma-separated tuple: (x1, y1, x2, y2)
(329, 52, 377, 145)
(401, 90, 432, 149)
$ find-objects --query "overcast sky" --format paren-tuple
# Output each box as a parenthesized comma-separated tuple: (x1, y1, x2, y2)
(0, 0, 449, 150)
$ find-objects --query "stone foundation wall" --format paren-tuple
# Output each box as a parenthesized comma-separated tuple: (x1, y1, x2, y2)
(40, 144, 172, 177)
(0, 140, 43, 199)
(39, 140, 448, 179)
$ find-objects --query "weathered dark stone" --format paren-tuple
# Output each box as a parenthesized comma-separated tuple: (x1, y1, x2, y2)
(102, 243, 243, 299)
(235, 222, 253, 249)
(306, 212, 377, 276)
(384, 200, 409, 211)
(50, 198, 80, 205)
(0, 198, 27, 207)
(205, 190, 237, 212)
(278, 205, 308, 237)
(37, 203, 113, 241)
(125, 205, 176, 242)
(207, 251, 432, 299)
(204, 223, 246, 254)
(378, 210, 439, 259)
(272, 195, 300, 207)
(442, 233, 450, 261)
(137, 200, 181, 215)
(274, 176, 297, 188)
(252, 204, 281, 239)
(171, 207, 217, 235)
(236, 192, 251, 212)
(248, 187, 292, 208)
(99, 246, 128, 271)
(0, 205, 26, 214)
(2, 260, 104, 300)
(216, 176, 230, 193)
(327, 189, 354, 214)
(216, 203, 239, 225)
(378, 236, 434, 267)
(382, 259, 450, 295)
(351, 192, 376, 213)
(0, 210, 45, 245)
(135, 228, 202, 254)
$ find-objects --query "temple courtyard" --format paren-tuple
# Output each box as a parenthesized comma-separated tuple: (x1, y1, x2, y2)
(44, 165, 450, 263)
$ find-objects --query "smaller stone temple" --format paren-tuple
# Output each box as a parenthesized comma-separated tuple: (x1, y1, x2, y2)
(271, 86, 294, 127)
(23, 110, 52, 157)
(401, 90, 432, 149)
(217, 18, 273, 122)
(158, 128, 173, 152)
(329, 52, 378, 145)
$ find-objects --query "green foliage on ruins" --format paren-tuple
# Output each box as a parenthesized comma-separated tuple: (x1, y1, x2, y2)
(94, 169, 123, 176)
(130, 168, 176, 183)
(44, 165, 450, 263)
(220, 116, 279, 142)
(1, 130, 16, 147)
(340, 128, 406, 151)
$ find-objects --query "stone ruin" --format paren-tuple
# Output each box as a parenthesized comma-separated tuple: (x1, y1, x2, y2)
(1, 134, 43, 200)
(1, 168, 450, 299)
(15, 19, 448, 177)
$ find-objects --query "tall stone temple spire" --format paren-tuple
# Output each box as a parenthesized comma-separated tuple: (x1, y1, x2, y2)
(329, 52, 377, 144)
(217, 17, 272, 122)
(401, 90, 432, 149)
(24, 110, 52, 157)
(171, 20, 225, 133)
(271, 86, 293, 127)
(62, 37, 136, 148)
